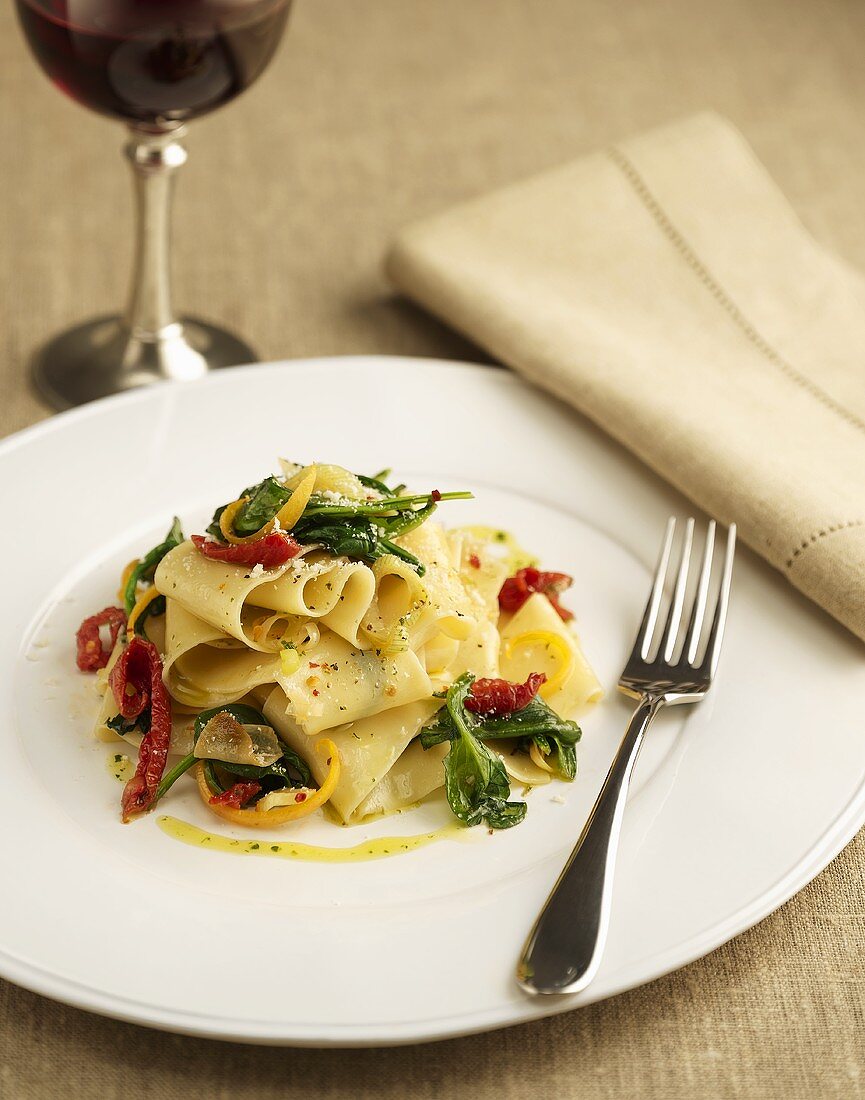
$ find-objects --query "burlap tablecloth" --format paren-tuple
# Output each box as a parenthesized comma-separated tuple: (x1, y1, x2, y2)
(1, 1, 863, 1096)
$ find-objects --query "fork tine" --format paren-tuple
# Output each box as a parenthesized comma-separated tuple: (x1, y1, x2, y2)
(701, 523, 737, 677)
(661, 517, 695, 662)
(682, 520, 716, 666)
(635, 517, 676, 660)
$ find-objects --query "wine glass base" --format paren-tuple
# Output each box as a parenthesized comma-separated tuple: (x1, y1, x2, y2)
(31, 315, 258, 411)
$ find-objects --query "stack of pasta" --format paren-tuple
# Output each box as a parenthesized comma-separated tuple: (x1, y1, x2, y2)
(84, 461, 602, 831)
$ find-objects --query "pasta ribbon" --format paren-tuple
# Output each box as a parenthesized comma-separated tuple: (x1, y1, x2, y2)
(504, 631, 574, 697)
(126, 585, 162, 635)
(219, 466, 317, 544)
(193, 739, 340, 827)
(360, 554, 427, 650)
(82, 459, 606, 834)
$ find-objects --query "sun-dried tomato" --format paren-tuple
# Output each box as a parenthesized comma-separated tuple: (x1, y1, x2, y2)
(191, 532, 302, 568)
(210, 780, 262, 808)
(109, 636, 172, 822)
(465, 673, 547, 717)
(75, 606, 127, 672)
(498, 567, 574, 621)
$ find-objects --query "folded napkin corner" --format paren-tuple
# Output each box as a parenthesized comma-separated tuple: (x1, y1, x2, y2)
(387, 112, 865, 643)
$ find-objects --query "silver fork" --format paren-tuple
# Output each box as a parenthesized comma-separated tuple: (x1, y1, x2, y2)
(516, 516, 736, 996)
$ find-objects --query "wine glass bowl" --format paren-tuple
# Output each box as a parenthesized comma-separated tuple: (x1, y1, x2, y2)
(16, 0, 291, 127)
(15, 0, 293, 408)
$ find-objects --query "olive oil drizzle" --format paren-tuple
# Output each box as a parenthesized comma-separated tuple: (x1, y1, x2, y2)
(157, 815, 464, 862)
(107, 753, 134, 782)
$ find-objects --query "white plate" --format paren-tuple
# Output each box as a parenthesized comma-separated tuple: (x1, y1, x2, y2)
(2, 356, 864, 1046)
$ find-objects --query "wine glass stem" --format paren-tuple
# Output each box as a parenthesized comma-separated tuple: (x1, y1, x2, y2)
(123, 125, 187, 340)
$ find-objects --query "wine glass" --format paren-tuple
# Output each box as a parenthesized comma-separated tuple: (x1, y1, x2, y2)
(15, 0, 292, 409)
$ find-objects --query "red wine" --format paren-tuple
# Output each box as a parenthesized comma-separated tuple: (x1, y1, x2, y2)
(16, 0, 291, 126)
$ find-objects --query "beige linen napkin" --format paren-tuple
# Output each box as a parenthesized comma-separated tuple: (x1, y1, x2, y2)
(386, 112, 865, 643)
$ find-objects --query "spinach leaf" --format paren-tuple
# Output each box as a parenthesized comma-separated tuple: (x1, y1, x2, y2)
(300, 490, 471, 522)
(379, 502, 437, 540)
(461, 698, 581, 745)
(550, 738, 577, 781)
(358, 471, 394, 495)
(129, 594, 167, 639)
(377, 537, 426, 575)
(205, 477, 293, 541)
(420, 693, 581, 783)
(124, 517, 185, 613)
(421, 696, 580, 746)
(202, 758, 226, 795)
(214, 746, 312, 788)
(292, 517, 428, 576)
(418, 724, 453, 750)
(205, 505, 228, 542)
(438, 674, 527, 830)
(204, 467, 471, 578)
(292, 516, 381, 560)
(232, 477, 293, 537)
(106, 707, 151, 737)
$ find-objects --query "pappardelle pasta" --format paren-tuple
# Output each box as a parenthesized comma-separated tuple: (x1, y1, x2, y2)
(75, 461, 602, 832)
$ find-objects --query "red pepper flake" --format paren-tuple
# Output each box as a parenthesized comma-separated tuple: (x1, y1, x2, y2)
(498, 567, 574, 622)
(312, 688, 320, 697)
(431, 489, 442, 502)
(308, 662, 320, 668)
(75, 606, 127, 672)
(210, 780, 261, 808)
(191, 532, 303, 568)
(109, 636, 172, 821)
(294, 791, 307, 803)
(468, 553, 481, 569)
(465, 673, 547, 717)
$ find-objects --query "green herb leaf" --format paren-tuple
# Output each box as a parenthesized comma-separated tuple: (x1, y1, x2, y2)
(213, 750, 312, 788)
(377, 537, 426, 576)
(128, 594, 167, 638)
(358, 471, 394, 495)
(232, 477, 293, 537)
(292, 516, 380, 560)
(420, 693, 581, 783)
(466, 697, 581, 744)
(205, 469, 471, 577)
(436, 674, 527, 830)
(205, 477, 293, 541)
(549, 739, 577, 781)
(381, 501, 437, 539)
(301, 490, 472, 521)
(106, 708, 151, 737)
(205, 505, 227, 542)
(124, 517, 185, 613)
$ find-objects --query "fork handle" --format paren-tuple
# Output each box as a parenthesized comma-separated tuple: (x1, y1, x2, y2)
(517, 694, 663, 996)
